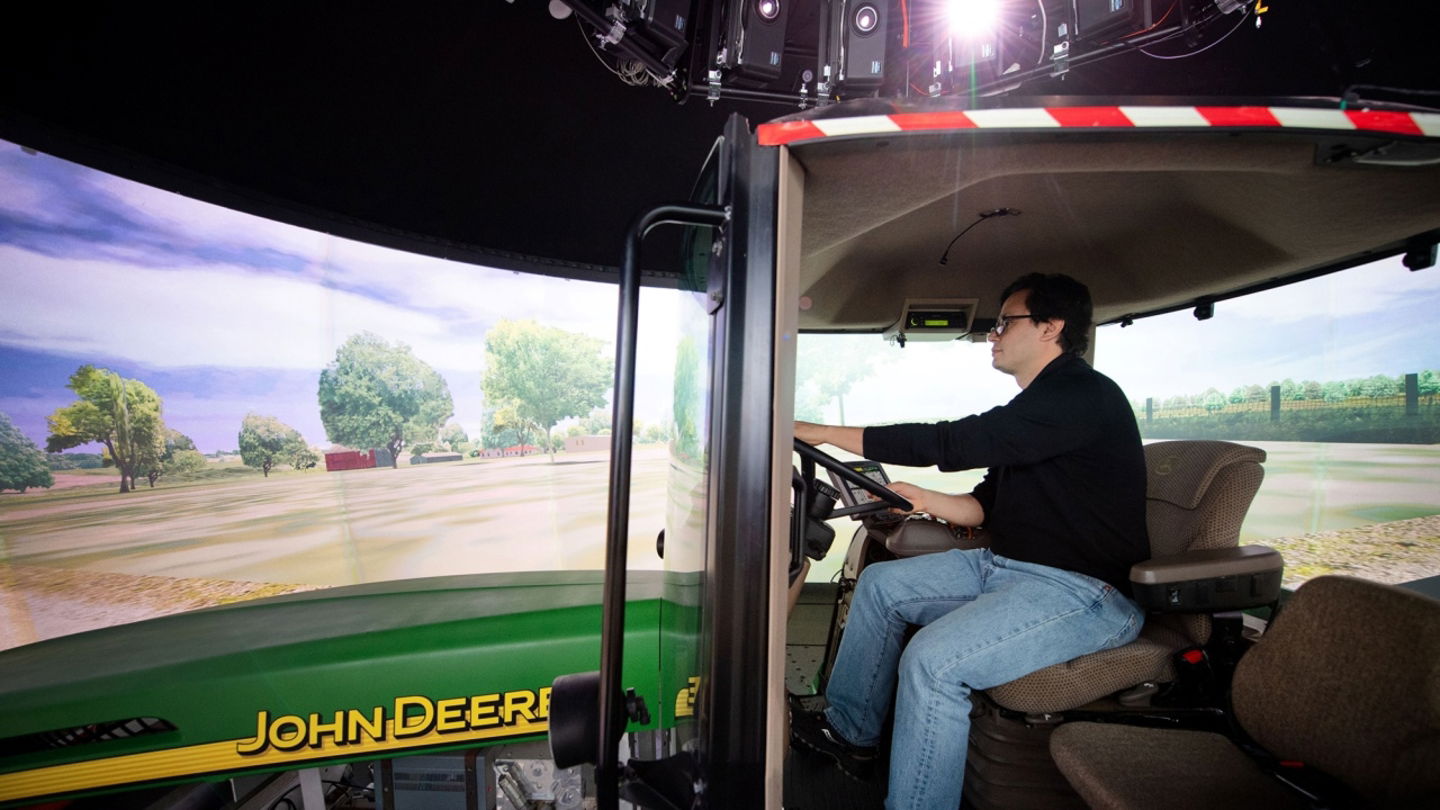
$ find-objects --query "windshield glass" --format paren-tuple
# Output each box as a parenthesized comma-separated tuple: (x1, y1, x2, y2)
(795, 256, 1440, 590)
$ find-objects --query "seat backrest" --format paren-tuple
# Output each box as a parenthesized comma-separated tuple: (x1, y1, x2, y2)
(1232, 576, 1440, 806)
(1144, 440, 1267, 559)
(1143, 440, 1267, 644)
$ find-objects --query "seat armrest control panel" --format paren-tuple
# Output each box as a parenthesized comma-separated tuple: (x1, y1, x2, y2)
(1130, 545, 1284, 612)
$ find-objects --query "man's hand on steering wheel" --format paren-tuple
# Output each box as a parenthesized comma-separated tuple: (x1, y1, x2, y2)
(885, 482, 930, 515)
(794, 421, 866, 457)
(792, 437, 913, 516)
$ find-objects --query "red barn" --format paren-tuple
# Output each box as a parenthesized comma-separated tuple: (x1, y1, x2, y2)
(324, 448, 377, 472)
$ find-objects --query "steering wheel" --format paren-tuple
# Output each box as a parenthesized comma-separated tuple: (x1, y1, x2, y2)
(793, 438, 913, 518)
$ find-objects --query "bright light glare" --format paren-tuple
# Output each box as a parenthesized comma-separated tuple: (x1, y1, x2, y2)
(946, 0, 1000, 40)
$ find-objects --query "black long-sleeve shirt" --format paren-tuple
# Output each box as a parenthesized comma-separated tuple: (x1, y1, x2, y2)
(863, 353, 1149, 593)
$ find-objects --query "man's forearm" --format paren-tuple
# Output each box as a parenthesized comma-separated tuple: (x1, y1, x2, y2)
(924, 492, 985, 527)
(794, 422, 866, 456)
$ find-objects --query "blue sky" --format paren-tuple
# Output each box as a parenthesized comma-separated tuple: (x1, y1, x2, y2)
(1096, 257, 1440, 404)
(3, 139, 1439, 451)
(0, 140, 684, 453)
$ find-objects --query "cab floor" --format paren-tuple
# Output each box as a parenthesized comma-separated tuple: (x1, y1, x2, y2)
(783, 746, 887, 810)
(784, 581, 987, 810)
(784, 582, 886, 810)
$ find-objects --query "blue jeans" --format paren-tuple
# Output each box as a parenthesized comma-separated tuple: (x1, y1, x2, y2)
(824, 548, 1143, 810)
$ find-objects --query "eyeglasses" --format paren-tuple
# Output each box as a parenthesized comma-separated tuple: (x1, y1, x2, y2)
(988, 313, 1035, 337)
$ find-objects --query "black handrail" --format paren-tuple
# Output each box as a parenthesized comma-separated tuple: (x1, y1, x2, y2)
(596, 202, 728, 810)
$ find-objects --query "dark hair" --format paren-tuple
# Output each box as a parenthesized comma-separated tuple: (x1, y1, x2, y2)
(1000, 273, 1093, 356)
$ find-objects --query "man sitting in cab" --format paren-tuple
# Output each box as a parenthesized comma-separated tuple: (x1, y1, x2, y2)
(792, 272, 1150, 809)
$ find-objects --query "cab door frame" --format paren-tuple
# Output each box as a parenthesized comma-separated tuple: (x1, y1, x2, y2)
(698, 113, 783, 809)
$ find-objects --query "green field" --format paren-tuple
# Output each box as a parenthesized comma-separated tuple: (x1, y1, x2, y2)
(2, 441, 1437, 647)
(1, 449, 674, 585)
(806, 441, 1440, 582)
(5, 441, 1438, 585)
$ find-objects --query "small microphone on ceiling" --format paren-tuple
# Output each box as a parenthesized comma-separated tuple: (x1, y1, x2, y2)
(939, 208, 1022, 265)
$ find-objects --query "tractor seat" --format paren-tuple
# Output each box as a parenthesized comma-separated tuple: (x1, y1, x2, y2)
(882, 440, 1277, 713)
(1051, 576, 1440, 809)
(990, 440, 1275, 712)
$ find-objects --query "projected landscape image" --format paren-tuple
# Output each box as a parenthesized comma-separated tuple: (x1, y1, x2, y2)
(0, 141, 691, 647)
(2, 138, 1439, 652)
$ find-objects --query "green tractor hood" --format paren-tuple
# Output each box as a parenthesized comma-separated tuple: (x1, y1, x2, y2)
(0, 570, 668, 804)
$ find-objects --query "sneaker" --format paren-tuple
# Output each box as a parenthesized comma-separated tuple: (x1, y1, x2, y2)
(790, 708, 878, 782)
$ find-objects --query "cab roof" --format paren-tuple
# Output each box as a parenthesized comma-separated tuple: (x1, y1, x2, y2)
(767, 98, 1440, 330)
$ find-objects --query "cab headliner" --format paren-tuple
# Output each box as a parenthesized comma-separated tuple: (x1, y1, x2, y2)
(787, 122, 1440, 329)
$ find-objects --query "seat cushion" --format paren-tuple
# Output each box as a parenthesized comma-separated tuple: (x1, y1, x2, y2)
(1049, 722, 1308, 810)
(988, 621, 1189, 714)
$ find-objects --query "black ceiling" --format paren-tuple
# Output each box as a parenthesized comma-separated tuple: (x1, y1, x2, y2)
(2, 1, 1434, 278)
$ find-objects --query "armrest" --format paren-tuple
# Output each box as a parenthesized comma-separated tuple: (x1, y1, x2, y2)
(883, 517, 988, 558)
(1130, 545, 1284, 613)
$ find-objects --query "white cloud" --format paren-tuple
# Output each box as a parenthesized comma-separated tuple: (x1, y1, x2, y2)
(1, 245, 480, 370)
(0, 140, 669, 387)
(83, 168, 628, 345)
(0, 243, 692, 426)
(319, 238, 624, 342)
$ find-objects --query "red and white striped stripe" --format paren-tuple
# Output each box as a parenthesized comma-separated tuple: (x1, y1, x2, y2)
(756, 105, 1440, 146)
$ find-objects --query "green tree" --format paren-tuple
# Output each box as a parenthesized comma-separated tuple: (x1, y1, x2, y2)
(479, 405, 527, 450)
(582, 408, 612, 435)
(1302, 380, 1324, 400)
(1202, 388, 1227, 413)
(45, 366, 165, 493)
(672, 335, 702, 461)
(165, 449, 209, 477)
(291, 446, 319, 471)
(46, 452, 104, 470)
(440, 421, 469, 451)
(795, 338, 884, 426)
(482, 320, 613, 463)
(641, 421, 669, 444)
(0, 411, 54, 493)
(317, 332, 454, 468)
(1419, 369, 1439, 404)
(238, 413, 307, 477)
(1361, 374, 1398, 399)
(137, 428, 198, 487)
